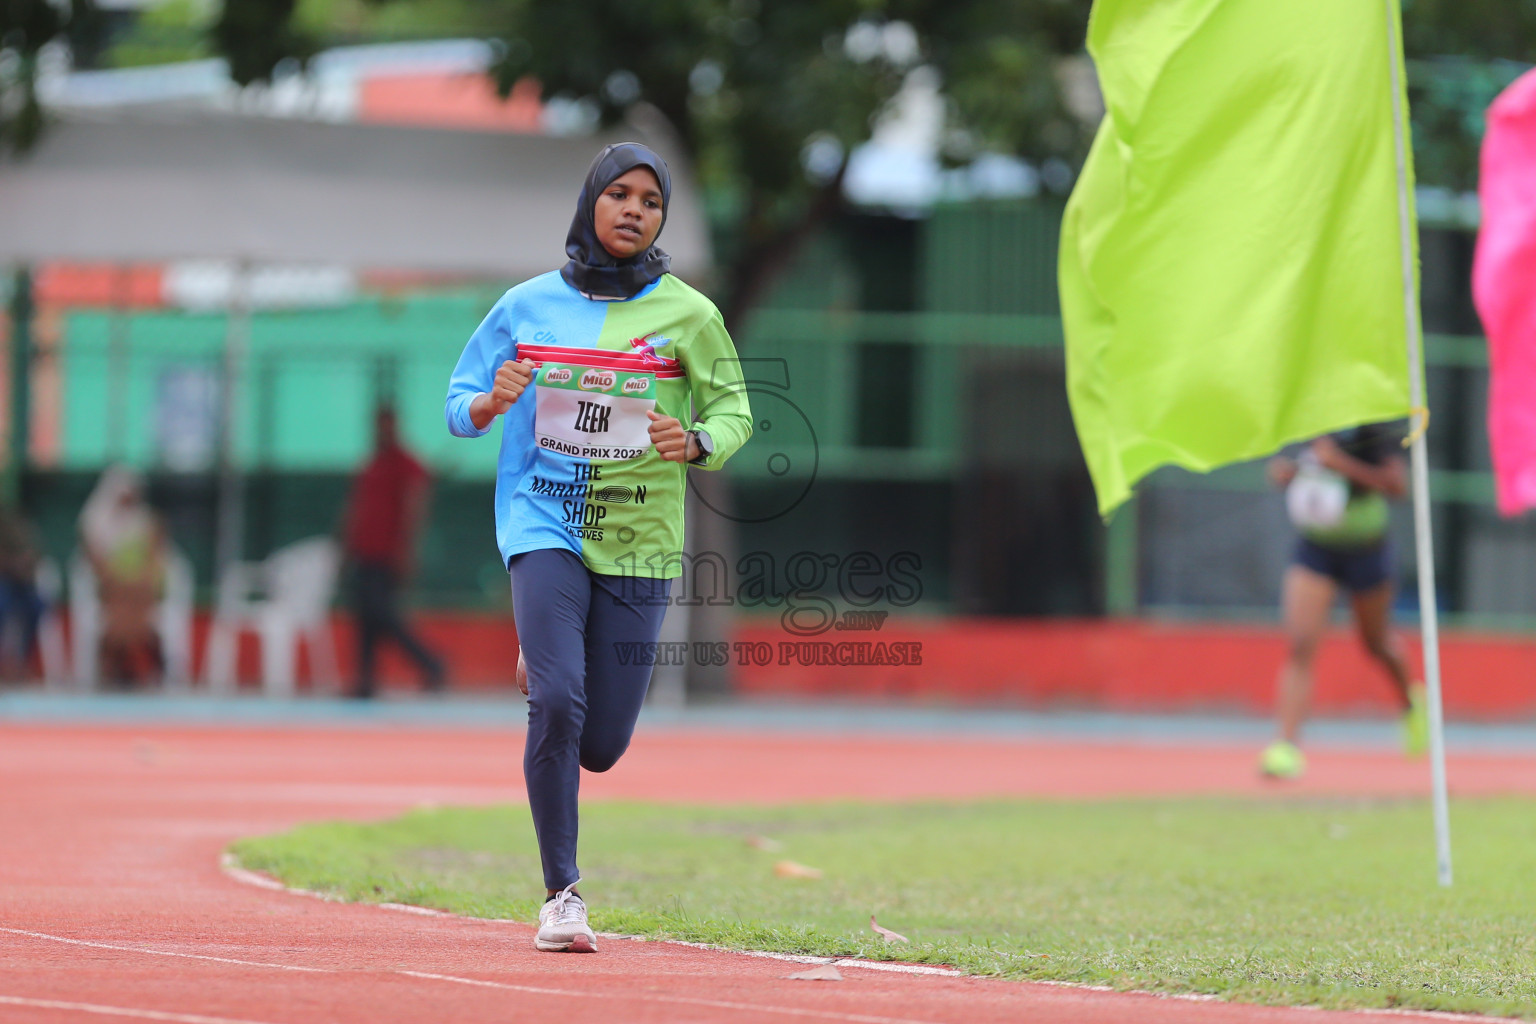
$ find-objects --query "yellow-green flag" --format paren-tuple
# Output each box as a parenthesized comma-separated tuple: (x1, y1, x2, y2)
(1060, 0, 1416, 516)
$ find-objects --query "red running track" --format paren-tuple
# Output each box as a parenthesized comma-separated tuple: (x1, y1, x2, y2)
(3, 721, 1533, 1024)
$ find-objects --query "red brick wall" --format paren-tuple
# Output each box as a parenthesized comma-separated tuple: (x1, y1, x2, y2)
(182, 612, 1536, 718)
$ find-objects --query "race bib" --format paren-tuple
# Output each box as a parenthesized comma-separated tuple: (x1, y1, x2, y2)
(1286, 463, 1348, 530)
(534, 362, 656, 461)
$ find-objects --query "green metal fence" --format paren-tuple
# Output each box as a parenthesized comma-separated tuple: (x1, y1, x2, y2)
(15, 199, 1512, 618)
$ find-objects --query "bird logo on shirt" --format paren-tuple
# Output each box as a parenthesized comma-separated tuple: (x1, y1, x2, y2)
(630, 333, 676, 368)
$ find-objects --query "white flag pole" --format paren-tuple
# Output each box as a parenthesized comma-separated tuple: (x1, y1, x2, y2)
(1384, 0, 1453, 887)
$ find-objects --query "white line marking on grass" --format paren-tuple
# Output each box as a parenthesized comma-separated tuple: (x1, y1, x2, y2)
(214, 859, 1532, 1024)
(0, 928, 328, 973)
(223, 853, 962, 978)
(0, 994, 285, 1024)
(829, 959, 960, 977)
(377, 902, 455, 916)
(1349, 1011, 1533, 1023)
(220, 857, 343, 904)
(400, 970, 951, 1024)
(1025, 980, 1529, 1023)
(611, 936, 963, 977)
(219, 864, 288, 892)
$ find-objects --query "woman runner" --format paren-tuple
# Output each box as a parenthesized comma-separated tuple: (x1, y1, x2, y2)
(1260, 422, 1425, 779)
(445, 143, 752, 951)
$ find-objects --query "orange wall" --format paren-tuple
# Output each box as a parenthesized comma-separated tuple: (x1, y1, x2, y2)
(358, 74, 542, 132)
(187, 611, 518, 694)
(730, 618, 1536, 719)
(188, 613, 1536, 719)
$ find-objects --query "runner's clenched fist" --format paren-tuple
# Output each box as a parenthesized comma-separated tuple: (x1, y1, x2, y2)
(490, 358, 536, 413)
(647, 411, 697, 463)
(469, 358, 536, 429)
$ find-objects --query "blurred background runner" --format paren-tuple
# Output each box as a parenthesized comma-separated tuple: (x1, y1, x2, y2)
(1261, 423, 1426, 779)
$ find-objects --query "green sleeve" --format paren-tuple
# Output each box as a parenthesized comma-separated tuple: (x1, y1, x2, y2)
(683, 308, 753, 470)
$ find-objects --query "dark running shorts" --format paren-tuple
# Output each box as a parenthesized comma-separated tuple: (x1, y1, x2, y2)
(1293, 537, 1391, 594)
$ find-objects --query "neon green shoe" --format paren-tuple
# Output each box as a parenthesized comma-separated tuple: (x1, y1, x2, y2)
(1259, 740, 1306, 779)
(1403, 682, 1429, 757)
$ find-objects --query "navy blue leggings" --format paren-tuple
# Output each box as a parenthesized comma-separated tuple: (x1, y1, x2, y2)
(508, 548, 671, 891)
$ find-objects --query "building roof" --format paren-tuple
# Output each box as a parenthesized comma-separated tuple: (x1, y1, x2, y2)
(0, 111, 708, 278)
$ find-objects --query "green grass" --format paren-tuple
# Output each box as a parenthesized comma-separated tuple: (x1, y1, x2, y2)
(230, 798, 1536, 1018)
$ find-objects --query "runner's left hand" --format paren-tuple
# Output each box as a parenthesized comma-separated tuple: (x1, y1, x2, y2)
(1311, 436, 1347, 472)
(648, 411, 698, 463)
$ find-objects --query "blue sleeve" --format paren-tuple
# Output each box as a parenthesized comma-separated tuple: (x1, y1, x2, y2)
(445, 297, 514, 438)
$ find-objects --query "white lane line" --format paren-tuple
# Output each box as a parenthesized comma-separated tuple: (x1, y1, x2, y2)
(0, 928, 328, 974)
(11, 921, 1526, 1024)
(377, 903, 455, 917)
(1021, 980, 1530, 1023)
(228, 861, 1536, 1016)
(219, 864, 289, 892)
(19, 905, 1520, 1024)
(620, 936, 961, 977)
(5, 924, 948, 1024)
(0, 994, 285, 1024)
(222, 856, 962, 977)
(829, 959, 959, 977)
(400, 970, 951, 1024)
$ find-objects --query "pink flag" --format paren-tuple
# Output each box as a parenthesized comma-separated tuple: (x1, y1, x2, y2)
(1474, 69, 1536, 517)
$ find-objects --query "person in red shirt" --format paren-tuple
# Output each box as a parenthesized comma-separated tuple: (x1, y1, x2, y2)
(342, 407, 445, 698)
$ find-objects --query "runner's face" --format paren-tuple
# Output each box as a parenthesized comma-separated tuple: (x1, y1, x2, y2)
(593, 168, 664, 259)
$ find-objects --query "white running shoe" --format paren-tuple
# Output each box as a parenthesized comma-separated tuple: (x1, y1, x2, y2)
(535, 881, 597, 953)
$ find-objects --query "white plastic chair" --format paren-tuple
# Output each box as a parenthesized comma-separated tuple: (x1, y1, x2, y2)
(68, 547, 194, 692)
(34, 557, 69, 690)
(203, 536, 341, 698)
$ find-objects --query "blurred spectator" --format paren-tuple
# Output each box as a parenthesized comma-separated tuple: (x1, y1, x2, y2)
(79, 466, 167, 686)
(342, 407, 445, 698)
(0, 504, 44, 681)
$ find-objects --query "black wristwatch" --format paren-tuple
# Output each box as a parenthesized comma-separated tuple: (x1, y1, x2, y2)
(686, 428, 714, 464)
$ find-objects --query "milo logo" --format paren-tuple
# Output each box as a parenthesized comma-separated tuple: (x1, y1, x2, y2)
(544, 367, 572, 384)
(579, 369, 616, 392)
(621, 376, 651, 395)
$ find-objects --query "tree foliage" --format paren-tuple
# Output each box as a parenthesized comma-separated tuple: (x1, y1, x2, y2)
(205, 0, 1536, 314)
(1401, 0, 1536, 192)
(0, 0, 103, 150)
(217, 0, 1094, 323)
(10, 0, 1536, 307)
(1402, 0, 1536, 57)
(215, 0, 315, 86)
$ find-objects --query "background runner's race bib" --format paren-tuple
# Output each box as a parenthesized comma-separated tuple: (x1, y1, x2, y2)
(1286, 460, 1349, 530)
(534, 362, 657, 461)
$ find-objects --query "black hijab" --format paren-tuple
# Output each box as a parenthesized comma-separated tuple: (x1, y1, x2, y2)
(560, 142, 673, 300)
